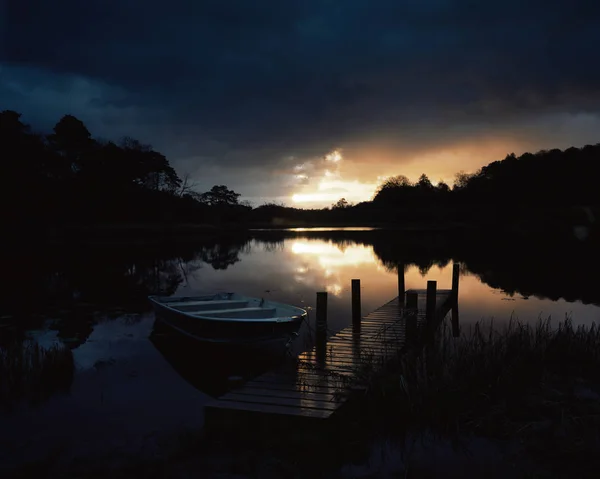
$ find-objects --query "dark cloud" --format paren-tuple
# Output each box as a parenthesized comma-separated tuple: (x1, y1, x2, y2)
(3, 0, 600, 198)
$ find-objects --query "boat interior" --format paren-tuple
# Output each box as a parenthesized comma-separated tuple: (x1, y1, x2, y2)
(165, 299, 284, 320)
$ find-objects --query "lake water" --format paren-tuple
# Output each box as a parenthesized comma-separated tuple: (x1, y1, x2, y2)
(1, 229, 599, 470)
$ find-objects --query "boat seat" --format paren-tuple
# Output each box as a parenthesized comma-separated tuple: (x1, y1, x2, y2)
(170, 300, 249, 312)
(190, 307, 277, 319)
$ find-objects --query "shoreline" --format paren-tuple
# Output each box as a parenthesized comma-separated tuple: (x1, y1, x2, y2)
(3, 218, 588, 237)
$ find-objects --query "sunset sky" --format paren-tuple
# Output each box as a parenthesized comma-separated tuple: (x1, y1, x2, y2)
(2, 1, 600, 207)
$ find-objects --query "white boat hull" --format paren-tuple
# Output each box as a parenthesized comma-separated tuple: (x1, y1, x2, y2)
(148, 293, 306, 346)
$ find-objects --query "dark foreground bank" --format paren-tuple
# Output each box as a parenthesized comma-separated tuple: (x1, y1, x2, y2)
(3, 316, 599, 479)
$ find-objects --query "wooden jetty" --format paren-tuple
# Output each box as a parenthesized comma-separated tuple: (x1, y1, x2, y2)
(205, 264, 460, 424)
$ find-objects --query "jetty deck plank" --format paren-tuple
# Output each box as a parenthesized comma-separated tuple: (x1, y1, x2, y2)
(205, 290, 454, 422)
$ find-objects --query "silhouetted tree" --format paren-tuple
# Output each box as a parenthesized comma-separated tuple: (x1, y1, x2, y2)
(376, 175, 412, 192)
(47, 114, 94, 177)
(177, 172, 202, 199)
(199, 185, 240, 206)
(416, 174, 434, 190)
(436, 181, 450, 193)
(372, 175, 414, 205)
(453, 171, 473, 190)
(332, 198, 351, 209)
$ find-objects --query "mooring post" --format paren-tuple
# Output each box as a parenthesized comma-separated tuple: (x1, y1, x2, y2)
(351, 279, 361, 328)
(406, 291, 418, 311)
(425, 280, 437, 322)
(405, 291, 418, 346)
(315, 292, 328, 364)
(451, 263, 460, 301)
(316, 291, 328, 331)
(397, 263, 405, 305)
(451, 303, 460, 337)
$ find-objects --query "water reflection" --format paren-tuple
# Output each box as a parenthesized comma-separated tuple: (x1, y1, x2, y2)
(2, 230, 600, 470)
(2, 231, 600, 392)
(290, 241, 382, 298)
(2, 230, 599, 335)
(149, 319, 289, 397)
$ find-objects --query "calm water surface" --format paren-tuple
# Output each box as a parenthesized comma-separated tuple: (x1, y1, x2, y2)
(1, 231, 598, 468)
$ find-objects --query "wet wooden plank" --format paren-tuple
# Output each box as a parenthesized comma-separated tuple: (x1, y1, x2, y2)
(298, 353, 361, 363)
(243, 375, 335, 387)
(322, 339, 397, 348)
(361, 315, 402, 321)
(245, 380, 344, 395)
(298, 358, 361, 368)
(242, 379, 342, 393)
(305, 354, 390, 363)
(303, 351, 362, 360)
(299, 353, 363, 364)
(297, 367, 354, 378)
(206, 400, 334, 418)
(360, 318, 405, 324)
(326, 339, 398, 348)
(351, 327, 401, 334)
(331, 330, 402, 339)
(232, 387, 339, 401)
(328, 333, 399, 341)
(311, 346, 396, 356)
(364, 316, 400, 320)
(334, 331, 405, 340)
(338, 323, 405, 330)
(299, 359, 365, 371)
(256, 370, 350, 384)
(355, 320, 404, 326)
(221, 393, 340, 410)
(326, 337, 397, 345)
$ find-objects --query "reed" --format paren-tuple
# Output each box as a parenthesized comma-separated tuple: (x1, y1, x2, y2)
(351, 315, 600, 475)
(0, 339, 75, 408)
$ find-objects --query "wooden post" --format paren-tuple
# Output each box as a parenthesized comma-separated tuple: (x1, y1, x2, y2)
(397, 263, 405, 305)
(352, 322, 361, 358)
(351, 279, 361, 327)
(227, 375, 244, 388)
(451, 263, 460, 300)
(316, 292, 328, 332)
(405, 291, 418, 346)
(426, 280, 437, 322)
(406, 291, 418, 310)
(316, 292, 328, 364)
(451, 303, 460, 337)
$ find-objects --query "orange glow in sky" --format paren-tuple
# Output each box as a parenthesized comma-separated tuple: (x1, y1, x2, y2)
(290, 149, 380, 206)
(288, 139, 530, 208)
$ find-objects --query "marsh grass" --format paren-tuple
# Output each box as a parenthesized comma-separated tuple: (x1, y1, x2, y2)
(0, 339, 74, 409)
(351, 316, 600, 476)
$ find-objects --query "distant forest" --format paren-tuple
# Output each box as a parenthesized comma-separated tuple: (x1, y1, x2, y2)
(0, 110, 250, 230)
(1, 110, 599, 237)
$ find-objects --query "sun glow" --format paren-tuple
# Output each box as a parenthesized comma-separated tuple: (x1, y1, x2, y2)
(290, 149, 378, 206)
(291, 192, 338, 203)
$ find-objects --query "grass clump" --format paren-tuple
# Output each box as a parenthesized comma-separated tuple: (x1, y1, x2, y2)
(0, 339, 75, 409)
(358, 316, 600, 476)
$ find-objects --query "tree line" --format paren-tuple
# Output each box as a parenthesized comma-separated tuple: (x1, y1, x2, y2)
(2, 108, 598, 232)
(0, 110, 247, 229)
(249, 146, 600, 228)
(372, 145, 599, 208)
